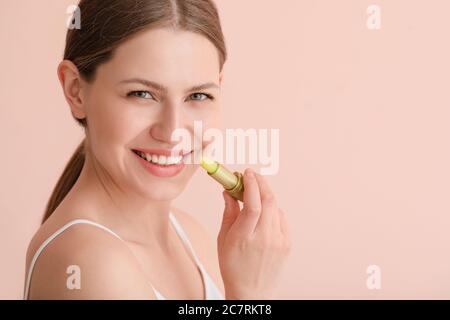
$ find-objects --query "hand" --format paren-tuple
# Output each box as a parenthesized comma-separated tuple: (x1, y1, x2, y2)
(217, 168, 292, 300)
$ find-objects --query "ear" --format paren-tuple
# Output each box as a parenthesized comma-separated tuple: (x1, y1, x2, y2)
(57, 60, 87, 120)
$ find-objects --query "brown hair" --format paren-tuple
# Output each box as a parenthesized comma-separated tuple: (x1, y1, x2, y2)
(42, 0, 227, 224)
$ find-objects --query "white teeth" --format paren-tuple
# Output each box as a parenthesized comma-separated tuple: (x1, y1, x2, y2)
(135, 150, 183, 165)
(158, 155, 167, 165)
(167, 156, 182, 165)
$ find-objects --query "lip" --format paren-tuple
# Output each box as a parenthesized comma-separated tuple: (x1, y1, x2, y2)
(131, 149, 189, 178)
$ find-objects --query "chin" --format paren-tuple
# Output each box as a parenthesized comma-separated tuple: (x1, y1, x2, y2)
(143, 187, 184, 202)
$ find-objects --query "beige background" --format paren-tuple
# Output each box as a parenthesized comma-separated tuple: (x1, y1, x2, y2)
(1, 0, 450, 299)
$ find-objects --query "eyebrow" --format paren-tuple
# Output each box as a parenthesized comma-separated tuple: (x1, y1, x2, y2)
(117, 78, 220, 93)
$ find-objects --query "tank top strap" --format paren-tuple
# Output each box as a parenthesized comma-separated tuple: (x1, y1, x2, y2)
(23, 219, 124, 299)
(24, 214, 215, 300)
(168, 212, 204, 269)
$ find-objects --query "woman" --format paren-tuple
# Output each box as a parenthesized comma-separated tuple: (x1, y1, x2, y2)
(24, 0, 291, 300)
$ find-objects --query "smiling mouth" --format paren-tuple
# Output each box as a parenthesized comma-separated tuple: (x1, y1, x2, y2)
(131, 149, 193, 166)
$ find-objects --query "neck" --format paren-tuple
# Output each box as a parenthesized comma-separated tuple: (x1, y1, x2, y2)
(66, 148, 173, 249)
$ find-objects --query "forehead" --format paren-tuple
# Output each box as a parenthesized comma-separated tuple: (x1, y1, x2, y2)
(97, 27, 221, 86)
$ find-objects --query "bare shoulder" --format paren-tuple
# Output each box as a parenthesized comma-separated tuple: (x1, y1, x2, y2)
(25, 220, 156, 299)
(170, 206, 225, 295)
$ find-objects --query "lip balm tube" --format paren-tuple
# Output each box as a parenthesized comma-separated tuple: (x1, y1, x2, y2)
(199, 156, 244, 202)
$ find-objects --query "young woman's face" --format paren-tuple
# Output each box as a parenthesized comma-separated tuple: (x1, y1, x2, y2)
(81, 28, 222, 201)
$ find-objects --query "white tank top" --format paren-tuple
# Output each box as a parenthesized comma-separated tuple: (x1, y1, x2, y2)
(23, 212, 224, 300)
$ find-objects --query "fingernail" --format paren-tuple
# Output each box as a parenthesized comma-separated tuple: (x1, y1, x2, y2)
(245, 169, 254, 178)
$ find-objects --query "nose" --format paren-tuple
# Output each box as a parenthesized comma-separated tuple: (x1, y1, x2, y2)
(149, 103, 183, 146)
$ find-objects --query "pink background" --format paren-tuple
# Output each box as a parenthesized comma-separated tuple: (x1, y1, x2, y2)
(1, 0, 450, 299)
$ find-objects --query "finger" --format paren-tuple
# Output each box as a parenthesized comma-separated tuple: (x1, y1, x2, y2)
(254, 173, 279, 232)
(234, 168, 261, 235)
(219, 191, 240, 238)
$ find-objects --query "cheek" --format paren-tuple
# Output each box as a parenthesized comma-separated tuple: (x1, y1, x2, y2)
(91, 95, 141, 145)
(186, 98, 220, 117)
(190, 104, 221, 129)
(195, 112, 221, 150)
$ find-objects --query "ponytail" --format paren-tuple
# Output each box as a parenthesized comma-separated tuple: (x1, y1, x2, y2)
(41, 139, 85, 224)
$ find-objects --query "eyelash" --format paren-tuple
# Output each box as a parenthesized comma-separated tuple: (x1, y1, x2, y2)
(126, 91, 215, 101)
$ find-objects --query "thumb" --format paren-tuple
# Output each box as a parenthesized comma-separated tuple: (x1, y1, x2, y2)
(219, 191, 240, 236)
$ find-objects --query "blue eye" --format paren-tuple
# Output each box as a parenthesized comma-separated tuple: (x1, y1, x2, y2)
(127, 91, 153, 99)
(189, 93, 214, 101)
